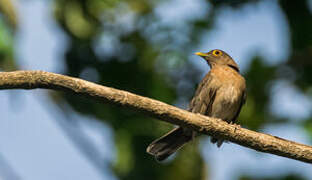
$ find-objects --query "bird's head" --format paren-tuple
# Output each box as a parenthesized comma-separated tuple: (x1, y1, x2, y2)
(195, 49, 240, 72)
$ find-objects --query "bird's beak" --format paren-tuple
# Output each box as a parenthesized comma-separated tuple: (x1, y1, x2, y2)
(195, 52, 208, 57)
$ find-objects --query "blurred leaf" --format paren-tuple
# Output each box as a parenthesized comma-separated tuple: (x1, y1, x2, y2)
(0, 2, 17, 70)
(0, 0, 18, 30)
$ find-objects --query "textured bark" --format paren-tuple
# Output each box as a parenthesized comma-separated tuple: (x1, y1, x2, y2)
(0, 70, 312, 163)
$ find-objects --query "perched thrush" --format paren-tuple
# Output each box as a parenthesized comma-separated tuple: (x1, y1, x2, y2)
(146, 49, 247, 161)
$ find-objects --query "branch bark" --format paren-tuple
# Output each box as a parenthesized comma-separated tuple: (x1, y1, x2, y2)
(0, 70, 312, 163)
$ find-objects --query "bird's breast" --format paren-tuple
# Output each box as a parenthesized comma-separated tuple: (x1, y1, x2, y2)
(219, 84, 242, 103)
(210, 85, 242, 122)
(209, 67, 245, 122)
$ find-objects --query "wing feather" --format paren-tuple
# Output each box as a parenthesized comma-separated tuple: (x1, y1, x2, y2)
(188, 72, 219, 115)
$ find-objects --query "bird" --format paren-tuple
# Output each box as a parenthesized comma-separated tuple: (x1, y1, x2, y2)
(146, 49, 247, 161)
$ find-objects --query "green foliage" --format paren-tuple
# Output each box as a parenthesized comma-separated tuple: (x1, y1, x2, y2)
(3, 0, 312, 179)
(0, 0, 17, 70)
(50, 0, 312, 179)
(240, 57, 277, 130)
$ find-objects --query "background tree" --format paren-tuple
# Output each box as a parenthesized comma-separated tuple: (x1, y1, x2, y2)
(0, 0, 312, 180)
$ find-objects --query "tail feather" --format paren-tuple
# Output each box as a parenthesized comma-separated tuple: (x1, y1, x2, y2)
(146, 127, 192, 161)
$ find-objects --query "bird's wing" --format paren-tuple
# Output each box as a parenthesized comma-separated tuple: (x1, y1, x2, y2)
(188, 72, 219, 115)
(231, 90, 247, 123)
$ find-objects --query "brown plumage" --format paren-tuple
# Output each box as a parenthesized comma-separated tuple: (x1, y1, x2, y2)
(146, 49, 247, 161)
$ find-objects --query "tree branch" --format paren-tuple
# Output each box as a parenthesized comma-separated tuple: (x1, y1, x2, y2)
(0, 70, 312, 163)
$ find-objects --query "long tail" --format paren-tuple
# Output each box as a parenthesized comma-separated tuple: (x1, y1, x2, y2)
(146, 127, 192, 161)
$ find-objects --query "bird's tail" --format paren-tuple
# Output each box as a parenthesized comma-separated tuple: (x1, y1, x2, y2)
(146, 127, 192, 161)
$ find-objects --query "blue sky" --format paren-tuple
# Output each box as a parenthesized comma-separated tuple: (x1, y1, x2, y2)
(0, 0, 311, 180)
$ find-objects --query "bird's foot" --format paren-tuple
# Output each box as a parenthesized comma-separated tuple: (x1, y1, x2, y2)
(233, 124, 241, 133)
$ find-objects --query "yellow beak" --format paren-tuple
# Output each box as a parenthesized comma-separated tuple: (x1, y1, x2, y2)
(195, 52, 208, 57)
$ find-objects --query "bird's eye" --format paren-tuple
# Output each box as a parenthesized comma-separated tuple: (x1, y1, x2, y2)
(212, 50, 222, 56)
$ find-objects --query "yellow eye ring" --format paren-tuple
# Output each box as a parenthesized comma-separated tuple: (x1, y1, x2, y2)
(212, 50, 222, 56)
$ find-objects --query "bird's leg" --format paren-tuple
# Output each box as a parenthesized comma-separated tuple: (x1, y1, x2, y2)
(183, 128, 196, 141)
(228, 121, 241, 133)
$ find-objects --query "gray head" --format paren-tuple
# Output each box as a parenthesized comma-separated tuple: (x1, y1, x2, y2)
(195, 49, 240, 72)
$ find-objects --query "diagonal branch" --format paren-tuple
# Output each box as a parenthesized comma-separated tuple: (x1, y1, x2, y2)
(0, 70, 312, 163)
